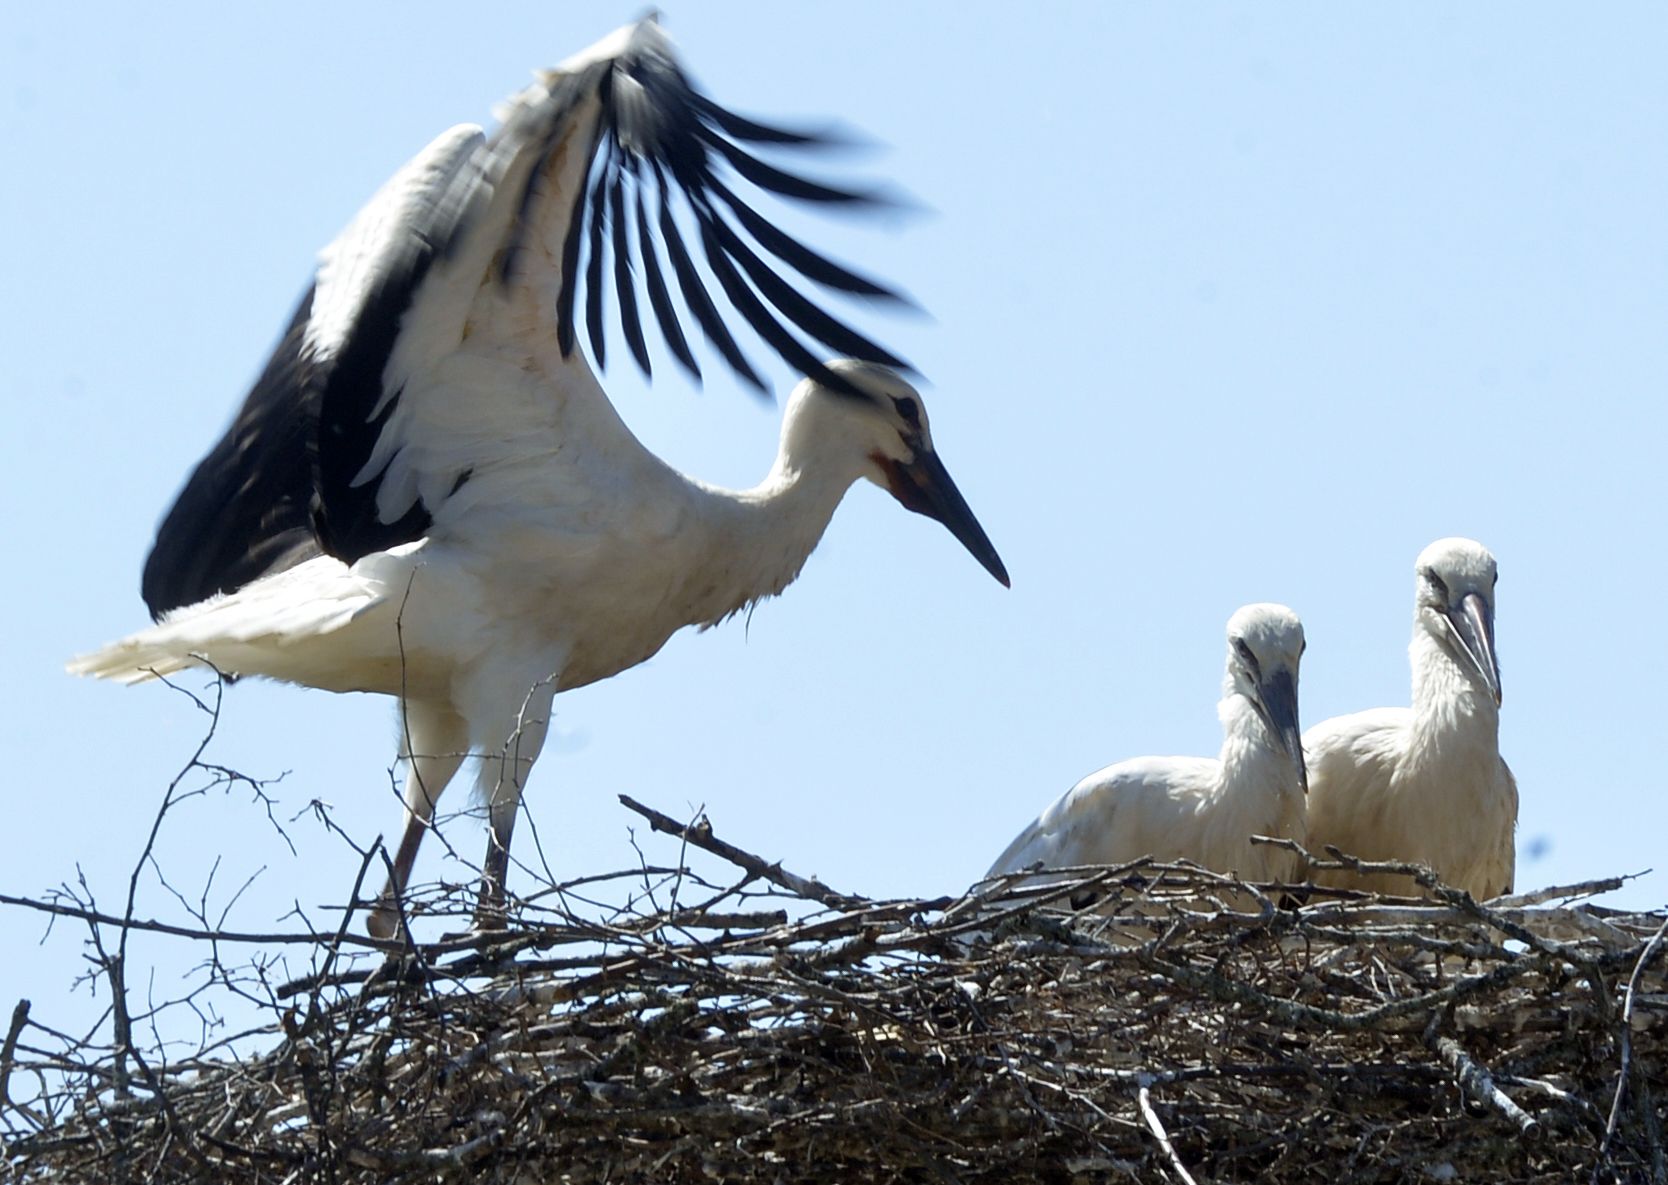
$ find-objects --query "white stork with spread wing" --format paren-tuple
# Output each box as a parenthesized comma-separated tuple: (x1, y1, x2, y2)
(70, 19, 1008, 937)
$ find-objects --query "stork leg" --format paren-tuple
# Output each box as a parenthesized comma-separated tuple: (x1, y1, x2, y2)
(472, 678, 557, 931)
(367, 700, 469, 939)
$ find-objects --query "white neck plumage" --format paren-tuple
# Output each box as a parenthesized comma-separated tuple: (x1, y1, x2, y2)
(680, 409, 874, 629)
(1408, 621, 1500, 749)
(1216, 693, 1305, 804)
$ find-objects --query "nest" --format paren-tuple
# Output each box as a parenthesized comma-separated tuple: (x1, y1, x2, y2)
(2, 795, 1664, 1184)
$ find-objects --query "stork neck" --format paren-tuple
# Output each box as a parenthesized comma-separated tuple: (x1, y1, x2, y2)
(1408, 623, 1500, 749)
(1215, 693, 1304, 806)
(1205, 692, 1308, 863)
(756, 449, 862, 568)
(683, 448, 863, 625)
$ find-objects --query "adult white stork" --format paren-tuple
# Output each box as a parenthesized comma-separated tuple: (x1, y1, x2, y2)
(69, 19, 1008, 937)
(986, 604, 1309, 894)
(1303, 538, 1516, 899)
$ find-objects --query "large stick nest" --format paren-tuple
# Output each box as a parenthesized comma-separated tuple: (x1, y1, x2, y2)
(3, 796, 1664, 1184)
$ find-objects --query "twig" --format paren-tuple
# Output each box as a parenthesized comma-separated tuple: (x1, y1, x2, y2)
(1426, 1030, 1538, 1136)
(0, 999, 41, 1128)
(618, 794, 861, 909)
(0, 893, 399, 950)
(1137, 1082, 1198, 1185)
(1491, 876, 1637, 909)
(1593, 914, 1668, 1183)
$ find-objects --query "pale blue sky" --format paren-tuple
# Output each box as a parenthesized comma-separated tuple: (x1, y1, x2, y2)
(3, 4, 1664, 1041)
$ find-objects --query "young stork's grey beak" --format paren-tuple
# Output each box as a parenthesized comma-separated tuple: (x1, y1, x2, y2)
(1255, 665, 1308, 795)
(1447, 592, 1502, 705)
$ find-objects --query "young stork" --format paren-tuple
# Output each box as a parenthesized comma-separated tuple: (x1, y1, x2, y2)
(69, 19, 1008, 937)
(986, 604, 1309, 892)
(1303, 538, 1516, 899)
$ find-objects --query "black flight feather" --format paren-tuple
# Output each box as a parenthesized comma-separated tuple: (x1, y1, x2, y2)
(632, 168, 699, 382)
(609, 151, 652, 378)
(692, 215, 867, 402)
(141, 290, 324, 618)
(554, 110, 607, 360)
(688, 92, 831, 146)
(699, 200, 910, 371)
(707, 175, 906, 301)
(650, 161, 766, 392)
(700, 135, 875, 205)
(558, 35, 910, 395)
(583, 142, 613, 370)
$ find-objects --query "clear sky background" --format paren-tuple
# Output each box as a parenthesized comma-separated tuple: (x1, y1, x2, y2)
(2, 4, 1664, 1046)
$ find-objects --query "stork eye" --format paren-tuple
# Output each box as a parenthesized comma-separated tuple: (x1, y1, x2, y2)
(1233, 638, 1259, 676)
(1423, 568, 1449, 599)
(894, 396, 920, 425)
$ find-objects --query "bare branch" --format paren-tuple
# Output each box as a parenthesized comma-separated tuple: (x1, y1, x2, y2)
(1426, 1029, 1539, 1136)
(618, 793, 861, 908)
(1137, 1082, 1199, 1185)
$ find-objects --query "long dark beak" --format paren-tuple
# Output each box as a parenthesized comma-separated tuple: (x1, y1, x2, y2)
(1448, 592, 1502, 705)
(879, 448, 1009, 586)
(1256, 667, 1308, 794)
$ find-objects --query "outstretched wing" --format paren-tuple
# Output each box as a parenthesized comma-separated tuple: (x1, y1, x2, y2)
(139, 289, 327, 617)
(142, 18, 911, 619)
(140, 122, 483, 619)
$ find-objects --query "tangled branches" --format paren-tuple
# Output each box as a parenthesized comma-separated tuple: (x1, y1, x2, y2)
(1, 793, 1664, 1184)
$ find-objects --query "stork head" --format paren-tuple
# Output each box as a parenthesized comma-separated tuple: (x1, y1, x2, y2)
(1223, 603, 1308, 792)
(785, 360, 1009, 586)
(1414, 537, 1501, 705)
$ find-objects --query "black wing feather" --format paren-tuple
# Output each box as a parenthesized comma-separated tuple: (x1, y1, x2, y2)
(310, 251, 447, 562)
(688, 92, 831, 146)
(651, 162, 767, 393)
(557, 31, 914, 397)
(632, 171, 699, 382)
(609, 153, 652, 378)
(701, 135, 874, 205)
(141, 291, 324, 618)
(583, 146, 612, 370)
(707, 175, 906, 301)
(699, 201, 909, 370)
(554, 144, 593, 360)
(692, 217, 868, 402)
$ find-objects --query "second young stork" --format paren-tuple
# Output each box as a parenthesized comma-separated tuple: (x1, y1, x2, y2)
(70, 20, 1008, 937)
(985, 604, 1310, 904)
(1302, 538, 1516, 899)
